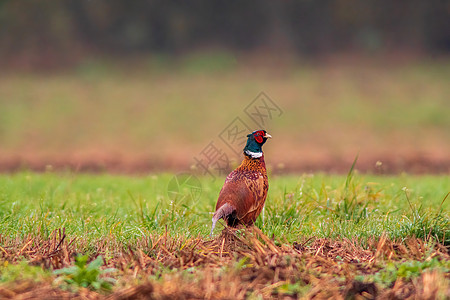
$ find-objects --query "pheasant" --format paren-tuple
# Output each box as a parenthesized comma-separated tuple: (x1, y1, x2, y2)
(211, 130, 271, 235)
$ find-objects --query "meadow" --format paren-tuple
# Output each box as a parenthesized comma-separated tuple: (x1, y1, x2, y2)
(0, 55, 449, 298)
(0, 171, 448, 298)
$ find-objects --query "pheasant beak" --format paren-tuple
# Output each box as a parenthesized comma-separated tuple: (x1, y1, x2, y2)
(264, 133, 272, 139)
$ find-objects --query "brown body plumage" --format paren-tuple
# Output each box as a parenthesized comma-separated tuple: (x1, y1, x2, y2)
(211, 130, 271, 235)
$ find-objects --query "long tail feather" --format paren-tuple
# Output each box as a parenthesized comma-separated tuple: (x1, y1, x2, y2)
(210, 203, 234, 237)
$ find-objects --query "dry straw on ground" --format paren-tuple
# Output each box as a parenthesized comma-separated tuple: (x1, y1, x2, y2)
(0, 227, 449, 299)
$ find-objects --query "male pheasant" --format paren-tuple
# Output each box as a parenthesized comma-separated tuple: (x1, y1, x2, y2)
(211, 130, 271, 235)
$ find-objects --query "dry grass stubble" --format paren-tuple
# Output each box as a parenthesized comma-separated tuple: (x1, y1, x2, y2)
(0, 227, 449, 299)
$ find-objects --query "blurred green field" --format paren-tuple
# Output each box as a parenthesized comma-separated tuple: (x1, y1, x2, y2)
(0, 55, 449, 172)
(1, 172, 448, 245)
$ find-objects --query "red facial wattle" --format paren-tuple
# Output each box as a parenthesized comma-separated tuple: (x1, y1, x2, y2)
(254, 131, 265, 143)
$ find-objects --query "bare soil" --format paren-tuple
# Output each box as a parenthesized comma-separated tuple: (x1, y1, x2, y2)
(0, 148, 448, 174)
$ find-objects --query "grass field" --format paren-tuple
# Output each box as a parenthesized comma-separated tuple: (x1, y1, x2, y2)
(0, 171, 448, 298)
(0, 55, 449, 298)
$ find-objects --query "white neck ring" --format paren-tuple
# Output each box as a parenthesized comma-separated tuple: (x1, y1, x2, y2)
(245, 150, 262, 158)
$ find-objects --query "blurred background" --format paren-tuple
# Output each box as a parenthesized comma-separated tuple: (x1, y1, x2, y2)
(0, 0, 449, 174)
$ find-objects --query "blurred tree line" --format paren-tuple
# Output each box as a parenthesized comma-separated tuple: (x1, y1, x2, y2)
(0, 0, 449, 68)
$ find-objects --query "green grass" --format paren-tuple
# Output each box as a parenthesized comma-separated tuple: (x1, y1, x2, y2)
(0, 171, 448, 298)
(0, 261, 51, 283)
(0, 172, 448, 247)
(357, 258, 450, 288)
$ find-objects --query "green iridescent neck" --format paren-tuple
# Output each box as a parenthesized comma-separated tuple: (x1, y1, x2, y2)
(243, 139, 263, 158)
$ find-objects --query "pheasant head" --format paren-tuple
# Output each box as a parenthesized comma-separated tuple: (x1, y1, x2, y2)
(243, 130, 272, 158)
